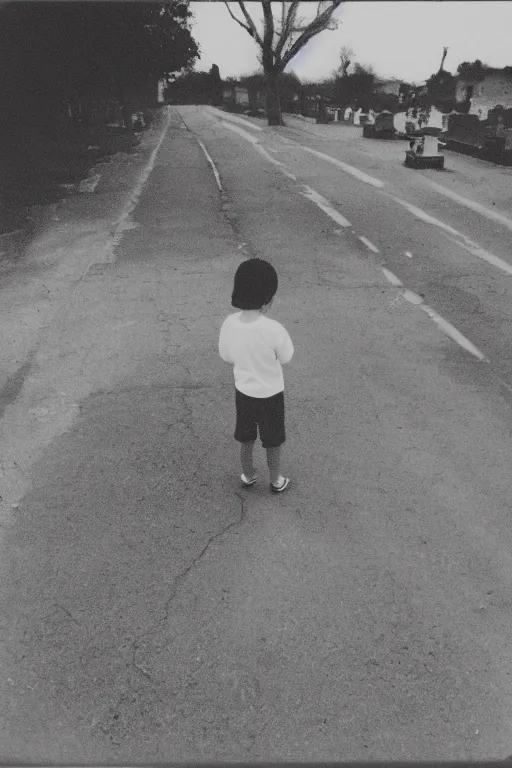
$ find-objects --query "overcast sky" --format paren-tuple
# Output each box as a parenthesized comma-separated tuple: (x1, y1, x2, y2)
(189, 2, 512, 84)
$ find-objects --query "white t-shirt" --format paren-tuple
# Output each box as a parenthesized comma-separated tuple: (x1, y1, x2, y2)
(218, 312, 294, 398)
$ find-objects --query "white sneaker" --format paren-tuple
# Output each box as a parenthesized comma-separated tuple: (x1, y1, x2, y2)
(270, 476, 290, 493)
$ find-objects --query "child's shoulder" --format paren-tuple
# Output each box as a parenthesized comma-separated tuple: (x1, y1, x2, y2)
(221, 311, 240, 326)
(263, 316, 289, 333)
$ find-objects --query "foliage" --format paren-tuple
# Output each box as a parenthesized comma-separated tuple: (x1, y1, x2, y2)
(0, 1, 199, 121)
(426, 69, 456, 111)
(457, 59, 487, 81)
(167, 69, 214, 104)
(236, 70, 301, 112)
(371, 92, 400, 113)
(326, 62, 375, 111)
(241, 70, 301, 89)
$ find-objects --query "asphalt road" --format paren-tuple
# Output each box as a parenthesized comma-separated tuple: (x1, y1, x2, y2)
(0, 105, 511, 762)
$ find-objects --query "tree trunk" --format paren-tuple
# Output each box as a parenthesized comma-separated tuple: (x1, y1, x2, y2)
(265, 71, 284, 126)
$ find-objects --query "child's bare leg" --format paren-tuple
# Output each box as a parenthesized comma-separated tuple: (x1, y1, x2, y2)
(240, 440, 256, 478)
(266, 446, 281, 485)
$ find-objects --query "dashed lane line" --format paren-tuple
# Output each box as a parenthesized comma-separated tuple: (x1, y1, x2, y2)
(392, 197, 512, 276)
(221, 121, 259, 145)
(197, 140, 223, 192)
(300, 186, 351, 228)
(381, 267, 403, 287)
(423, 178, 512, 234)
(200, 119, 491, 367)
(299, 145, 385, 188)
(205, 105, 263, 131)
(257, 145, 285, 167)
(358, 235, 379, 253)
(381, 267, 487, 362)
(420, 304, 487, 361)
(391, 197, 465, 237)
(442, 234, 512, 276)
(219, 121, 292, 174)
(278, 137, 512, 278)
(294, 139, 512, 248)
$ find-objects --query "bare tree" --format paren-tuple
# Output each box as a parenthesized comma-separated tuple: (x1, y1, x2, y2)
(222, 1, 343, 125)
(338, 44, 353, 77)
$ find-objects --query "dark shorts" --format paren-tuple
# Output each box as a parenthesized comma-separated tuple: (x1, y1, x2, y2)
(234, 388, 285, 448)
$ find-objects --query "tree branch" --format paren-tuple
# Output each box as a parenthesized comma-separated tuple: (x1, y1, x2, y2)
(274, 0, 300, 62)
(223, 1, 255, 38)
(281, 0, 342, 71)
(237, 1, 264, 48)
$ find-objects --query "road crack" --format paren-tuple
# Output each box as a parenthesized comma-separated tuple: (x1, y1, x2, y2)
(162, 491, 247, 621)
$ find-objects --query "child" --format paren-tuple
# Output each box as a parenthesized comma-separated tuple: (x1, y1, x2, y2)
(218, 258, 294, 493)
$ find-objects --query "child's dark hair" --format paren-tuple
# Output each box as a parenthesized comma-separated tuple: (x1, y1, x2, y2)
(231, 258, 278, 310)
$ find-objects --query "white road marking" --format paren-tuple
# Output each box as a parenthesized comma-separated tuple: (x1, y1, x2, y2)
(212, 116, 499, 364)
(382, 267, 486, 361)
(217, 111, 512, 285)
(393, 196, 512, 276)
(359, 235, 379, 253)
(420, 304, 487, 361)
(197, 139, 223, 191)
(381, 268, 403, 286)
(392, 197, 461, 236)
(300, 186, 330, 207)
(109, 105, 172, 255)
(300, 186, 351, 227)
(257, 145, 285, 167)
(317, 204, 351, 228)
(218, 119, 299, 179)
(279, 136, 512, 277)
(402, 289, 424, 305)
(443, 234, 512, 276)
(221, 121, 259, 144)
(205, 106, 263, 131)
(424, 179, 512, 233)
(299, 146, 385, 188)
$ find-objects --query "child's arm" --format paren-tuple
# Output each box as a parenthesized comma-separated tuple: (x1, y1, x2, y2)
(218, 325, 232, 363)
(275, 328, 294, 365)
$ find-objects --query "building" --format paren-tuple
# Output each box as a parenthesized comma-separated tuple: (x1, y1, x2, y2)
(223, 84, 250, 107)
(455, 67, 512, 120)
(234, 86, 249, 107)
